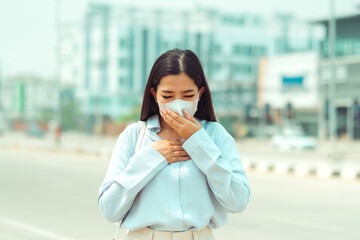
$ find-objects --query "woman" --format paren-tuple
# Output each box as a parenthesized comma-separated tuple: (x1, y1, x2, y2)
(98, 49, 250, 240)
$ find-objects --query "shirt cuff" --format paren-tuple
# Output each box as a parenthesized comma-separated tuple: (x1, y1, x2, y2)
(182, 128, 221, 173)
(182, 128, 205, 154)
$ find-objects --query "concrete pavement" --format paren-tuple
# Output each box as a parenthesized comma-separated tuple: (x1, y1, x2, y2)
(2, 149, 359, 240)
(0, 131, 359, 181)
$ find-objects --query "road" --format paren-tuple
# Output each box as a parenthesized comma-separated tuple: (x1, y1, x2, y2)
(0, 148, 359, 240)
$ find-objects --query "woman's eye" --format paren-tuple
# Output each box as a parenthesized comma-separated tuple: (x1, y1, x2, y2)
(184, 95, 195, 98)
(162, 96, 172, 99)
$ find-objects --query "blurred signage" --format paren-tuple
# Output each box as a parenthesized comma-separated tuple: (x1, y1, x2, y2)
(281, 75, 304, 89)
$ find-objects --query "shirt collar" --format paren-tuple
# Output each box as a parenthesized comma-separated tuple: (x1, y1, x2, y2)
(146, 114, 161, 132)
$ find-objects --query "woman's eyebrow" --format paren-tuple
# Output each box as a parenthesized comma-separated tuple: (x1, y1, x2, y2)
(182, 89, 195, 93)
(160, 89, 195, 94)
(160, 90, 174, 93)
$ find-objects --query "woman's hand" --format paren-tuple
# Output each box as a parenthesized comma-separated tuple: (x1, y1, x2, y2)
(160, 109, 202, 140)
(152, 140, 191, 164)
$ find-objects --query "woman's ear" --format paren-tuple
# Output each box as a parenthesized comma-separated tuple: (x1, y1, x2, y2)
(199, 87, 205, 101)
(150, 88, 157, 103)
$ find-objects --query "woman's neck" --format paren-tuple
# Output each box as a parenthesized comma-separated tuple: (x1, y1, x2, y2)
(159, 116, 173, 131)
(158, 116, 183, 142)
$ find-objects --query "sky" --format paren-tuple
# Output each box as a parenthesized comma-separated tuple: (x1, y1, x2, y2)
(0, 0, 359, 79)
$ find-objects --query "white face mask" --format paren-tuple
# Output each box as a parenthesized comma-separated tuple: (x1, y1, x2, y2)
(158, 94, 199, 117)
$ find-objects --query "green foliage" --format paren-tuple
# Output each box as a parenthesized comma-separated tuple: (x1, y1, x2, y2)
(61, 98, 80, 131)
(115, 105, 142, 124)
(39, 108, 55, 122)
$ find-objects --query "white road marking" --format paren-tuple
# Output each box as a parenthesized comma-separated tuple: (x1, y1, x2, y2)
(0, 216, 77, 240)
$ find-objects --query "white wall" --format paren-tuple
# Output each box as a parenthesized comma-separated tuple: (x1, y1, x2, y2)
(260, 51, 319, 109)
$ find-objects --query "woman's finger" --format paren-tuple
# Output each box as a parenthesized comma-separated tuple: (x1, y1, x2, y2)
(177, 156, 191, 161)
(164, 109, 186, 124)
(184, 111, 198, 124)
(161, 110, 183, 128)
(173, 150, 186, 156)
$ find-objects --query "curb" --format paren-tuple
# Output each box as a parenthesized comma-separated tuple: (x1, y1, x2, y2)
(2, 143, 359, 181)
(243, 159, 360, 181)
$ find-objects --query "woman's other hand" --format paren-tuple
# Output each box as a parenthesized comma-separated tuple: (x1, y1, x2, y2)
(160, 109, 202, 140)
(152, 140, 191, 164)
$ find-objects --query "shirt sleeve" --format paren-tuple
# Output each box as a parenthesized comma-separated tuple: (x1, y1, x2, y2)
(98, 123, 167, 222)
(182, 124, 250, 213)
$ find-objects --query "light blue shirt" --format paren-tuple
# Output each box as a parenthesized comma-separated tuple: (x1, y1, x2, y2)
(98, 114, 250, 231)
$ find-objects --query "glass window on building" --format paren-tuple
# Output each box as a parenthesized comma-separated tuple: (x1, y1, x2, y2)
(233, 44, 263, 57)
(212, 44, 222, 54)
(230, 63, 256, 75)
(118, 77, 126, 87)
(231, 63, 242, 74)
(211, 62, 222, 72)
(248, 47, 254, 57)
(118, 58, 128, 67)
(237, 64, 253, 75)
(247, 64, 254, 74)
(259, 46, 267, 56)
(233, 45, 242, 55)
(118, 38, 128, 48)
(244, 46, 251, 56)
(251, 46, 265, 57)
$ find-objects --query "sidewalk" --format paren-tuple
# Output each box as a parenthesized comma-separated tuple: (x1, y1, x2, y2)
(237, 138, 360, 181)
(0, 131, 117, 157)
(1, 131, 359, 181)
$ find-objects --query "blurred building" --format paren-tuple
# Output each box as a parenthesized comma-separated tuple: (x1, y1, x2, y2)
(316, 14, 360, 140)
(58, 3, 324, 134)
(319, 57, 360, 139)
(0, 75, 57, 130)
(258, 14, 360, 140)
(317, 14, 360, 58)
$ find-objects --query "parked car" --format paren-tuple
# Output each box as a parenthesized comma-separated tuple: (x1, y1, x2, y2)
(271, 127, 317, 150)
(26, 123, 45, 137)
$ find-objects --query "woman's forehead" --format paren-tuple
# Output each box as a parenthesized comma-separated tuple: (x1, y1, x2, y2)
(158, 73, 196, 88)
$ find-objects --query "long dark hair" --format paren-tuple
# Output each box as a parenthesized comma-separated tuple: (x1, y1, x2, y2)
(140, 49, 217, 122)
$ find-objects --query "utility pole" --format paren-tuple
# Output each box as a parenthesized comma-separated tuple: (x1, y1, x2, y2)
(0, 64, 9, 132)
(328, 0, 337, 141)
(0, 64, 2, 104)
(0, 64, 3, 126)
(54, 0, 62, 142)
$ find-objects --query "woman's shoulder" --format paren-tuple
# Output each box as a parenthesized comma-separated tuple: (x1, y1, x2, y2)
(201, 120, 231, 137)
(119, 121, 142, 139)
(201, 121, 235, 147)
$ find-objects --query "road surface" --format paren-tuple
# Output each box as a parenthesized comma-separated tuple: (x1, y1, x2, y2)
(0, 148, 359, 240)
